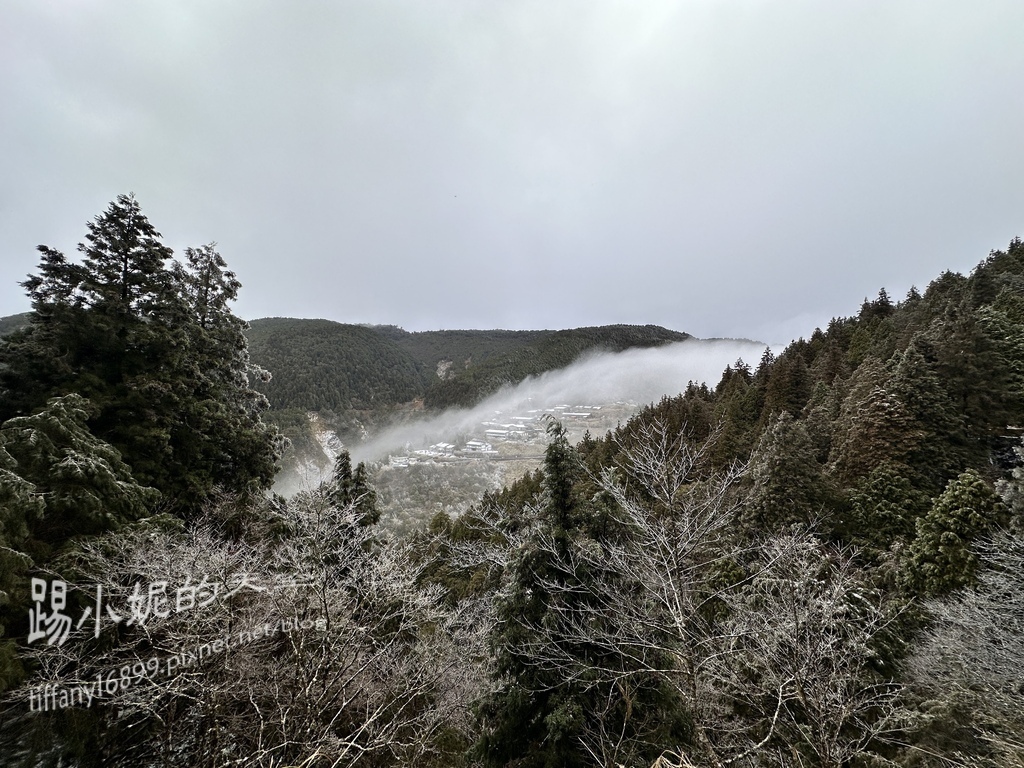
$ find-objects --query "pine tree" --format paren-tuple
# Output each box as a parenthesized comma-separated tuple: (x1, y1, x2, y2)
(829, 358, 921, 484)
(0, 197, 281, 514)
(888, 338, 968, 490)
(905, 469, 1009, 596)
(0, 394, 158, 695)
(923, 298, 1016, 460)
(743, 412, 834, 533)
(847, 463, 929, 552)
(0, 394, 158, 549)
(758, 350, 811, 425)
(328, 450, 379, 526)
(475, 420, 587, 767)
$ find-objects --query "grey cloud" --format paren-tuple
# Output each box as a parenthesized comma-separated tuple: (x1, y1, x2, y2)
(2, 1, 1022, 341)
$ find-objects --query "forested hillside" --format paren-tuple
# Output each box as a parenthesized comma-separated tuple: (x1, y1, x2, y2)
(2, 202, 1024, 767)
(244, 319, 691, 416)
(423, 238, 1024, 767)
(245, 318, 427, 412)
(419, 324, 691, 408)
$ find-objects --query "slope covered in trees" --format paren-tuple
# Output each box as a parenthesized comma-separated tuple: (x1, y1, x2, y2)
(0, 312, 31, 337)
(244, 319, 691, 415)
(244, 318, 428, 412)
(415, 238, 1024, 767)
(419, 324, 691, 408)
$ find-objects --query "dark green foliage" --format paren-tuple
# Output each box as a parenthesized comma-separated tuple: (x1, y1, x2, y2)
(846, 463, 930, 551)
(828, 358, 920, 484)
(474, 421, 682, 767)
(887, 339, 969, 489)
(475, 421, 591, 767)
(0, 394, 157, 694)
(921, 301, 1016, 461)
(0, 394, 157, 550)
(245, 318, 428, 412)
(0, 196, 282, 515)
(711, 359, 761, 463)
(905, 469, 1009, 596)
(328, 449, 380, 526)
(758, 348, 811, 424)
(742, 412, 835, 533)
(0, 313, 32, 337)
(246, 320, 690, 414)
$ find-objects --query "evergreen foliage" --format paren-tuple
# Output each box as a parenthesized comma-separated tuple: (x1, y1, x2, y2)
(847, 463, 929, 551)
(3, 224, 1024, 765)
(245, 318, 428, 412)
(423, 325, 691, 408)
(0, 313, 31, 337)
(905, 469, 1009, 596)
(0, 394, 157, 550)
(742, 412, 834, 533)
(0, 195, 282, 515)
(244, 319, 691, 413)
(328, 449, 380, 526)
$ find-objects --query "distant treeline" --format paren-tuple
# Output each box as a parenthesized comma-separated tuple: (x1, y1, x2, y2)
(0, 312, 30, 338)
(244, 319, 691, 412)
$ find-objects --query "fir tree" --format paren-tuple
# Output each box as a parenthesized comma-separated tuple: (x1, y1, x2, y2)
(0, 394, 157, 550)
(905, 469, 1009, 596)
(743, 412, 834, 534)
(0, 394, 157, 694)
(847, 463, 929, 552)
(0, 197, 281, 514)
(888, 338, 968, 490)
(829, 358, 920, 484)
(328, 450, 380, 526)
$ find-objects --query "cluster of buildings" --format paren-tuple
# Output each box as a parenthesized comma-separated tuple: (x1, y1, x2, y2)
(388, 439, 499, 467)
(481, 404, 602, 442)
(385, 403, 624, 469)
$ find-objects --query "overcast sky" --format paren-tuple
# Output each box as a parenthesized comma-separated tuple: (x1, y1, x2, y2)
(2, 1, 1023, 344)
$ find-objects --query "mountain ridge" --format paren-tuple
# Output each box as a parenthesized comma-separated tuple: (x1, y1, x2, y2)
(243, 317, 693, 413)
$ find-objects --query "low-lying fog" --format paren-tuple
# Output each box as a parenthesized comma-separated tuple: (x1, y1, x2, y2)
(352, 338, 770, 463)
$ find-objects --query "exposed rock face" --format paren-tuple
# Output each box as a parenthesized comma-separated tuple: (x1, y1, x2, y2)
(309, 411, 344, 464)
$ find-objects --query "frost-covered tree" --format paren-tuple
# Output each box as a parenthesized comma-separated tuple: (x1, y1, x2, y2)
(474, 420, 687, 768)
(6, 491, 489, 767)
(829, 358, 921, 484)
(905, 469, 1009, 596)
(743, 412, 834, 534)
(479, 419, 903, 767)
(0, 393, 157, 697)
(0, 394, 157, 548)
(907, 531, 1024, 765)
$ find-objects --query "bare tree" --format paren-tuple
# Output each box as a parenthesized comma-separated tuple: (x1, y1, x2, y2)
(10, 491, 492, 767)
(906, 530, 1024, 766)
(711, 535, 903, 767)
(497, 419, 904, 767)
